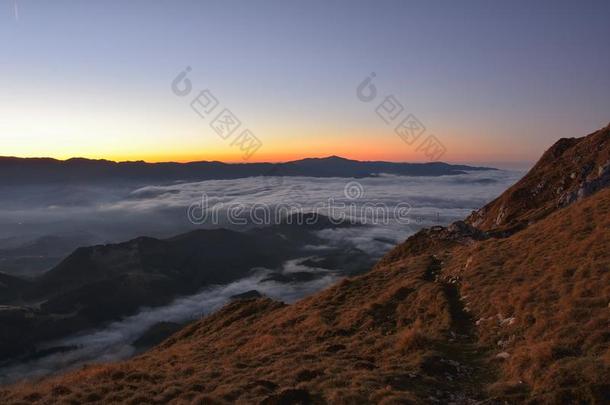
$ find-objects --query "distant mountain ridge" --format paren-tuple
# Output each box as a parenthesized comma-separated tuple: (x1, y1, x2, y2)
(0, 155, 495, 185)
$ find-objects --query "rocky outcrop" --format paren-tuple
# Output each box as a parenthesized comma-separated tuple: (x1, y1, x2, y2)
(378, 220, 488, 267)
(466, 123, 610, 233)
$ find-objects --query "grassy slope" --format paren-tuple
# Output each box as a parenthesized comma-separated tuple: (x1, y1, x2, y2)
(442, 187, 610, 402)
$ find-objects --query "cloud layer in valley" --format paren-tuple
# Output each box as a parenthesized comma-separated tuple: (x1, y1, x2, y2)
(0, 269, 338, 384)
(0, 170, 523, 259)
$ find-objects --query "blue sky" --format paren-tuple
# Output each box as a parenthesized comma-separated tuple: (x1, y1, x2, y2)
(1, 0, 609, 165)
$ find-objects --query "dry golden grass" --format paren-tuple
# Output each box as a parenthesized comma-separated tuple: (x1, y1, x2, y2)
(441, 187, 610, 402)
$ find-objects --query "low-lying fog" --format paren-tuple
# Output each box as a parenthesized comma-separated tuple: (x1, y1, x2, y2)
(0, 269, 338, 384)
(0, 170, 522, 263)
(0, 170, 523, 383)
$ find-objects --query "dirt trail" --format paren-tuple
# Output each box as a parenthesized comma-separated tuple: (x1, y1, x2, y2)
(423, 256, 498, 404)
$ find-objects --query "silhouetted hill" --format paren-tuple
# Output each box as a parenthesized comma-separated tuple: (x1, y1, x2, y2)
(0, 214, 372, 364)
(0, 156, 495, 186)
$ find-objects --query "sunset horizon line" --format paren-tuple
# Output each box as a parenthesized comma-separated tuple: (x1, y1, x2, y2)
(0, 153, 534, 168)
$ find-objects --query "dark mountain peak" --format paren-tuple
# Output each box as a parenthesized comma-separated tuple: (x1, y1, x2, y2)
(290, 155, 355, 164)
(321, 155, 352, 161)
(64, 157, 111, 164)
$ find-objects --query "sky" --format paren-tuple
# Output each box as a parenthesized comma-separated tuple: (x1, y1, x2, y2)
(1, 0, 609, 166)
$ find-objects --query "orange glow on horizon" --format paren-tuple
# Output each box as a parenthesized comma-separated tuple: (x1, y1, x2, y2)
(4, 148, 532, 166)
(1, 126, 539, 165)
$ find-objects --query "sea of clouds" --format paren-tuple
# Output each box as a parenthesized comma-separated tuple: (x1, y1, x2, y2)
(0, 170, 523, 257)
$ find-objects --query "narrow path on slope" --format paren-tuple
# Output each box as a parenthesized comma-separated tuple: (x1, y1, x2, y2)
(423, 255, 498, 404)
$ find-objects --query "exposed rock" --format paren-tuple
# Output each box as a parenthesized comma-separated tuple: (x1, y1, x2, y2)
(497, 315, 516, 326)
(495, 352, 510, 360)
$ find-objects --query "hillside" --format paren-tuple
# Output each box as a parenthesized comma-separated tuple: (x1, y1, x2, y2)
(1, 128, 609, 404)
(466, 123, 610, 234)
